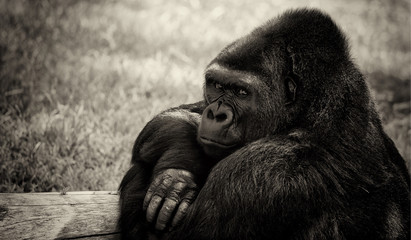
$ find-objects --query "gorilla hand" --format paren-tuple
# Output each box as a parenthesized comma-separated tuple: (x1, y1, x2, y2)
(143, 169, 198, 231)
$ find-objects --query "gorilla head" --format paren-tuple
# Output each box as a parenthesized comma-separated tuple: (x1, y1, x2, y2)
(197, 9, 369, 159)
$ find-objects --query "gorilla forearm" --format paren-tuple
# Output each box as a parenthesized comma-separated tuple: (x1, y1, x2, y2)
(119, 101, 210, 238)
(119, 162, 151, 238)
(131, 101, 208, 177)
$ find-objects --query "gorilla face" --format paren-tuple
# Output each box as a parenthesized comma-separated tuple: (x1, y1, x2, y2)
(197, 53, 298, 159)
(197, 63, 256, 158)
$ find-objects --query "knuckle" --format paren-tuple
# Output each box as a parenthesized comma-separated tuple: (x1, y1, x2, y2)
(177, 204, 189, 215)
(153, 184, 168, 196)
(179, 169, 193, 178)
(182, 200, 192, 207)
(180, 206, 188, 214)
(187, 183, 198, 190)
(183, 190, 197, 200)
(156, 188, 167, 196)
(167, 191, 180, 202)
(162, 169, 177, 180)
(151, 191, 163, 199)
(151, 175, 163, 186)
(146, 184, 157, 194)
(164, 196, 179, 205)
(144, 191, 152, 200)
(178, 209, 188, 217)
(148, 204, 157, 212)
(151, 195, 163, 204)
(181, 199, 192, 206)
(174, 182, 186, 190)
(181, 196, 194, 205)
(146, 186, 154, 194)
(161, 177, 172, 186)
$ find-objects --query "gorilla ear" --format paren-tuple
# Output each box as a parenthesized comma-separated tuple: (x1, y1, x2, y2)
(284, 76, 297, 105)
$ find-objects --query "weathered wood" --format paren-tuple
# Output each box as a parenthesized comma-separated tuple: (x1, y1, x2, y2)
(0, 191, 120, 239)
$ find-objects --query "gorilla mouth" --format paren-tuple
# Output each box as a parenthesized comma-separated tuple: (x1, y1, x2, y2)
(199, 137, 237, 149)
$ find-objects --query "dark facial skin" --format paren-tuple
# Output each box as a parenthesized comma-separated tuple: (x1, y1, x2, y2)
(197, 64, 259, 159)
(197, 61, 298, 160)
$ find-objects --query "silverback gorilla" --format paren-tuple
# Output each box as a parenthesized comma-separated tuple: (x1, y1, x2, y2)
(119, 8, 410, 240)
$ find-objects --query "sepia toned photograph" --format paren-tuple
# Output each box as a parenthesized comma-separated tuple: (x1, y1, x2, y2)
(0, 0, 409, 239)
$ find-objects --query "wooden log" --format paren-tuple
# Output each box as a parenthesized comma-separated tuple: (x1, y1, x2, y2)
(0, 191, 120, 239)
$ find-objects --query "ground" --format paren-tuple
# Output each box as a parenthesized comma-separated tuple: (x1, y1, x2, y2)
(0, 0, 409, 192)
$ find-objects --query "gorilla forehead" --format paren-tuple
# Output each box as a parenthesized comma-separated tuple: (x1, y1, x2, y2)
(211, 8, 349, 75)
(210, 30, 274, 75)
(205, 63, 262, 87)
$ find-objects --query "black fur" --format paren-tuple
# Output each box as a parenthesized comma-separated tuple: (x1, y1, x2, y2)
(119, 8, 410, 239)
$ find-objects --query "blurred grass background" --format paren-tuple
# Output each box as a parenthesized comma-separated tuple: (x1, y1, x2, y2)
(0, 0, 409, 192)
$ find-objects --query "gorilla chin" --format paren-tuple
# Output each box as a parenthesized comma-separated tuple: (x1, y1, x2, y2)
(198, 136, 239, 159)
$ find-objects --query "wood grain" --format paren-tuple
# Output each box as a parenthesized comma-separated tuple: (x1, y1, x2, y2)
(0, 191, 120, 239)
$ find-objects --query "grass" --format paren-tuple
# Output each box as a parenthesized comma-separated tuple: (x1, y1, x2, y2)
(0, 0, 409, 192)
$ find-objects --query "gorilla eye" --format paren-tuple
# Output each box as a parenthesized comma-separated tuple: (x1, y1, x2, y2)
(237, 88, 248, 96)
(215, 83, 223, 90)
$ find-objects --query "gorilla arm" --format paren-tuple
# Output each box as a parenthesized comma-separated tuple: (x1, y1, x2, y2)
(131, 101, 207, 175)
(167, 133, 362, 240)
(119, 101, 210, 236)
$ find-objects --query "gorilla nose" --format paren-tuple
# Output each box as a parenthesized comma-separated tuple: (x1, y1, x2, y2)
(206, 105, 233, 127)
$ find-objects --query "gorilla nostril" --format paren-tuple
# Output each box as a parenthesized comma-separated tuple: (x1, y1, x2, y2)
(207, 109, 214, 120)
(215, 113, 227, 122)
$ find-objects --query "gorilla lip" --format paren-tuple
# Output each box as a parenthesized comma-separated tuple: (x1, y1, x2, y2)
(199, 137, 237, 149)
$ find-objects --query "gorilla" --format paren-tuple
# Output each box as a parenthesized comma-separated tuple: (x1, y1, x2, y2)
(119, 8, 410, 240)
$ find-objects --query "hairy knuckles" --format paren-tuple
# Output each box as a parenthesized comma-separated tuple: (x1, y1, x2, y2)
(143, 168, 199, 230)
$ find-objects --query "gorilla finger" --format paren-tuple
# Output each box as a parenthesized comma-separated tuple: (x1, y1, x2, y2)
(143, 176, 163, 210)
(146, 195, 163, 223)
(182, 188, 197, 200)
(171, 200, 191, 228)
(143, 173, 174, 210)
(143, 189, 154, 211)
(155, 198, 178, 231)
